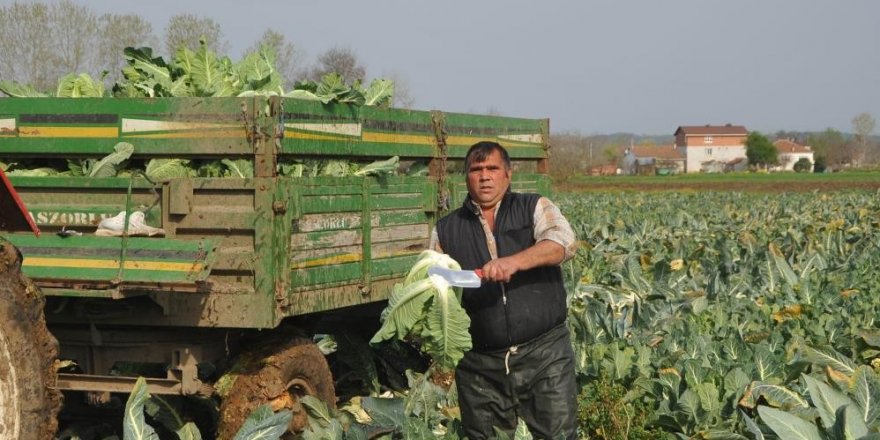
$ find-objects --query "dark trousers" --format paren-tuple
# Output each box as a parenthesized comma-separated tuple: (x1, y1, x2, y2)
(455, 324, 578, 440)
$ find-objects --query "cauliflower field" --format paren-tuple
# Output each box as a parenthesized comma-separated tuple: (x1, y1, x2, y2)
(559, 190, 880, 439)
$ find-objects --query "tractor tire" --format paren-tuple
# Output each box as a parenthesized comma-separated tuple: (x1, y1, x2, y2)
(217, 338, 336, 439)
(0, 241, 61, 439)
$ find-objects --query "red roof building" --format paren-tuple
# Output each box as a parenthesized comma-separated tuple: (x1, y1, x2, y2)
(773, 139, 814, 171)
(674, 124, 748, 173)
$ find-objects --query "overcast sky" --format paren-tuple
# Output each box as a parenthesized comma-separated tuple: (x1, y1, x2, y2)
(33, 0, 880, 135)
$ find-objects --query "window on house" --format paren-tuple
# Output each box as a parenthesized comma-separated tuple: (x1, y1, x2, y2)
(704, 136, 713, 144)
(707, 148, 713, 155)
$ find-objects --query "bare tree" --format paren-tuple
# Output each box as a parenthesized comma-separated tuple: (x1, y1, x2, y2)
(549, 132, 591, 180)
(245, 29, 303, 89)
(380, 70, 415, 109)
(0, 2, 159, 93)
(97, 13, 156, 84)
(836, 139, 861, 169)
(0, 2, 56, 91)
(164, 14, 229, 58)
(808, 128, 848, 170)
(547, 132, 624, 179)
(49, 1, 99, 78)
(852, 112, 876, 166)
(306, 46, 366, 82)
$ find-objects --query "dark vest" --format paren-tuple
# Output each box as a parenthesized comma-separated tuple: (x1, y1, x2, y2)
(436, 192, 568, 351)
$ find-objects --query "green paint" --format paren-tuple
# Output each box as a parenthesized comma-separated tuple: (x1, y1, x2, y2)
(0, 96, 550, 329)
(252, 177, 279, 327)
(291, 254, 420, 290)
(5, 234, 215, 284)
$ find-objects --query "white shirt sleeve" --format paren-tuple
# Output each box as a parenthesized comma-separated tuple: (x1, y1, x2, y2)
(533, 197, 577, 263)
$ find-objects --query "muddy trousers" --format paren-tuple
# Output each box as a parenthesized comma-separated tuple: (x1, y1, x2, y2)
(456, 324, 578, 440)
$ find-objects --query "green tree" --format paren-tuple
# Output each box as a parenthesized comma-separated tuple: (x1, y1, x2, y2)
(793, 157, 812, 173)
(812, 155, 827, 173)
(745, 132, 778, 169)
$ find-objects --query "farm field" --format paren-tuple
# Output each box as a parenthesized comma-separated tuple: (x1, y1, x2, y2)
(49, 185, 880, 439)
(213, 187, 880, 439)
(556, 188, 880, 438)
(558, 170, 880, 193)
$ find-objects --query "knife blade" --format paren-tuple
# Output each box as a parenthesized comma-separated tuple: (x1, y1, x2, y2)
(426, 266, 484, 288)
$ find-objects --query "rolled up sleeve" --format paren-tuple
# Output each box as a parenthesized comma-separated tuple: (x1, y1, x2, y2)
(429, 227, 444, 253)
(533, 197, 577, 263)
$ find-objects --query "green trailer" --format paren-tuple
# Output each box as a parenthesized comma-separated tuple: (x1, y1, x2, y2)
(0, 96, 550, 436)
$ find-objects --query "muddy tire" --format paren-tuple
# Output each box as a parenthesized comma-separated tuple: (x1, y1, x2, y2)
(217, 338, 336, 439)
(0, 241, 61, 439)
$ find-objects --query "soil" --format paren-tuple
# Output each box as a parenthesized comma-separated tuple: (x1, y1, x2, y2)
(0, 240, 61, 439)
(216, 338, 336, 439)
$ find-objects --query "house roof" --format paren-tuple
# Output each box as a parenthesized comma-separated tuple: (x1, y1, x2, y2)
(625, 144, 685, 160)
(674, 124, 748, 136)
(773, 139, 812, 153)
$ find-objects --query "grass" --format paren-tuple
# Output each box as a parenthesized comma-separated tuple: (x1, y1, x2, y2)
(555, 170, 880, 192)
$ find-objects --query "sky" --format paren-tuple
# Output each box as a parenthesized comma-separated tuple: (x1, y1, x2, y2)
(19, 0, 880, 135)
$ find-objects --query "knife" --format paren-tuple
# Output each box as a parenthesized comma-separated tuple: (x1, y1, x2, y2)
(427, 266, 484, 288)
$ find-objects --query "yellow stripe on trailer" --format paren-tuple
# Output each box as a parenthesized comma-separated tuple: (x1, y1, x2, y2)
(24, 257, 203, 272)
(285, 131, 357, 142)
(122, 130, 244, 139)
(291, 253, 362, 269)
(18, 126, 119, 138)
(362, 132, 435, 145)
(291, 249, 419, 269)
(446, 134, 541, 148)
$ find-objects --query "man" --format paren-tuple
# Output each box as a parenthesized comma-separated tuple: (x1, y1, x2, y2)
(431, 141, 578, 439)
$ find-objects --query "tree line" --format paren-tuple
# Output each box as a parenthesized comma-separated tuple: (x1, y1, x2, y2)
(549, 115, 878, 180)
(745, 116, 877, 172)
(0, 1, 413, 107)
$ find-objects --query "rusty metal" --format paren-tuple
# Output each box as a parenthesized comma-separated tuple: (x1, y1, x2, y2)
(537, 118, 551, 174)
(57, 373, 185, 395)
(430, 110, 449, 212)
(0, 168, 39, 235)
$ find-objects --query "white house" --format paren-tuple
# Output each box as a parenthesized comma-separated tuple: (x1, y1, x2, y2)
(674, 125, 749, 173)
(773, 139, 814, 171)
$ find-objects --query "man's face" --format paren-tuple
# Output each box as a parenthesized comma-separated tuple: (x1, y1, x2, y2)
(466, 149, 512, 208)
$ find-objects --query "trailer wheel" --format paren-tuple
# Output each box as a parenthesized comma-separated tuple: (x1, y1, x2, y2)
(217, 338, 336, 439)
(0, 242, 61, 440)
